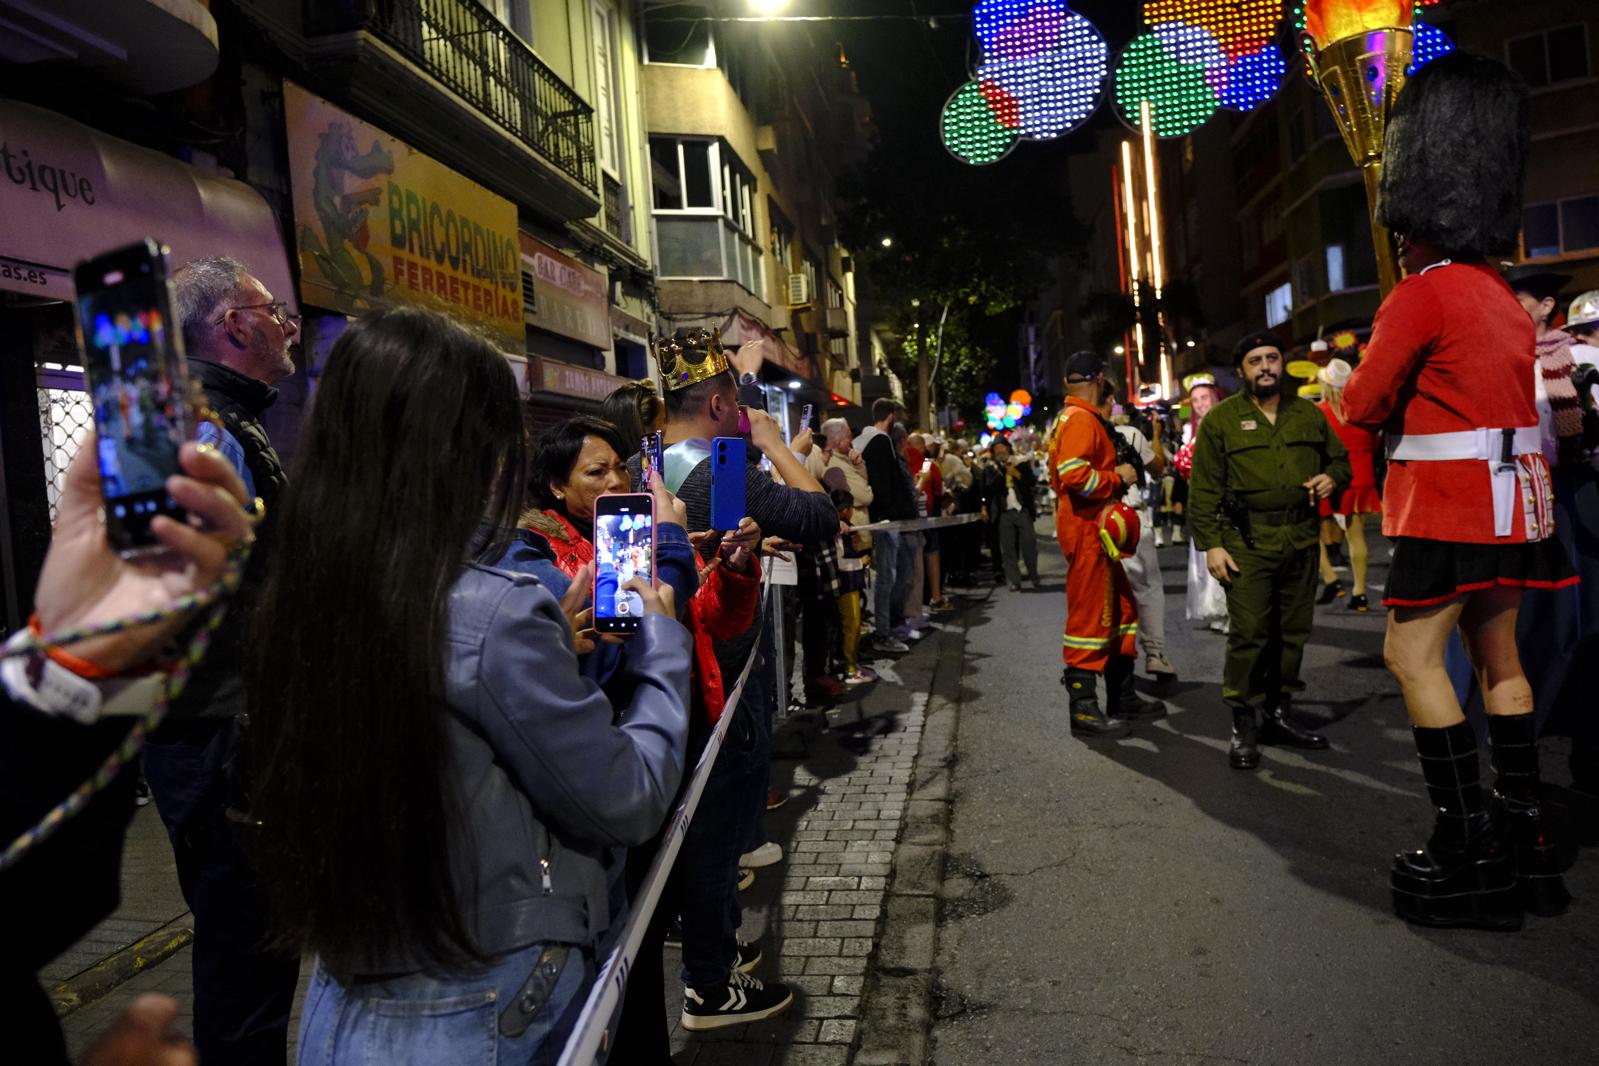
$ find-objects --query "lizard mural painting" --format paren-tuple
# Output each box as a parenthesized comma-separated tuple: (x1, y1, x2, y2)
(296, 120, 395, 302)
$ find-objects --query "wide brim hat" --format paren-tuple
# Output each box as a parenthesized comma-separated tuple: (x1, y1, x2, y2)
(1501, 264, 1572, 303)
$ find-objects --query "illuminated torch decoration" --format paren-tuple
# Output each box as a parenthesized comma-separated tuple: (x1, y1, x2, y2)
(1297, 0, 1418, 295)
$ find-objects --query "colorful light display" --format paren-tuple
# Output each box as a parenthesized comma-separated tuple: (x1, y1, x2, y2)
(983, 388, 1035, 430)
(1406, 21, 1455, 74)
(1114, 0, 1291, 138)
(941, 1, 1109, 165)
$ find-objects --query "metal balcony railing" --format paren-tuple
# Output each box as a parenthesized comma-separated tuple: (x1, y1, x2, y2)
(310, 0, 596, 191)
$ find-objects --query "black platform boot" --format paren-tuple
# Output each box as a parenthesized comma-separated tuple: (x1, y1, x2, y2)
(1063, 668, 1130, 739)
(1488, 713, 1573, 916)
(1229, 708, 1260, 770)
(1391, 723, 1521, 931)
(1259, 695, 1330, 750)
(1106, 656, 1166, 720)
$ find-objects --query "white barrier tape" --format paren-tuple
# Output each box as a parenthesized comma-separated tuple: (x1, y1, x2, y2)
(853, 512, 982, 535)
(557, 573, 772, 1066)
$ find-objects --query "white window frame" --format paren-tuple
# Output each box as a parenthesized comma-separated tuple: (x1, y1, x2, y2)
(643, 8, 717, 67)
(1264, 282, 1293, 328)
(651, 137, 764, 292)
(591, 0, 622, 180)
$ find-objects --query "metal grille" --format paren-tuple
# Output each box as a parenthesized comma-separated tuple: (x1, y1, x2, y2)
(37, 386, 93, 523)
(311, 0, 597, 190)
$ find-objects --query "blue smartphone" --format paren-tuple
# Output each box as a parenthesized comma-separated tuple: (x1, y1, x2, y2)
(710, 436, 746, 531)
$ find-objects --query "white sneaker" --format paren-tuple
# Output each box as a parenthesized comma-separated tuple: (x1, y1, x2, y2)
(1145, 654, 1176, 677)
(739, 841, 783, 868)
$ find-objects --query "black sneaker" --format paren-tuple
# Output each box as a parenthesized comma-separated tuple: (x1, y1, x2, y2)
(681, 971, 794, 1031)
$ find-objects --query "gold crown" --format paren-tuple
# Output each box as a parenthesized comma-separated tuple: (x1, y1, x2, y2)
(653, 327, 730, 392)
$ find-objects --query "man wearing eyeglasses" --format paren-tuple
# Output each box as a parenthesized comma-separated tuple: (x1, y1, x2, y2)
(139, 255, 300, 1064)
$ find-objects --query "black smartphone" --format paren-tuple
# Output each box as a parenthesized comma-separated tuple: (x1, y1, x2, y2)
(593, 493, 655, 635)
(72, 239, 192, 556)
(800, 403, 814, 431)
(641, 431, 664, 485)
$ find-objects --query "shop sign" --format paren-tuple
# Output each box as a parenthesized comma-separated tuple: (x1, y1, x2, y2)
(0, 98, 294, 307)
(283, 82, 522, 349)
(521, 233, 609, 350)
(529, 356, 631, 403)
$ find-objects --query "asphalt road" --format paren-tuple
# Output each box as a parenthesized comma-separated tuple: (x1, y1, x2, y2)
(928, 531, 1599, 1066)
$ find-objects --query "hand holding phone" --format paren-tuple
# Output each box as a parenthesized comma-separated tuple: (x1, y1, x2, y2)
(800, 403, 814, 431)
(593, 493, 656, 634)
(73, 239, 194, 556)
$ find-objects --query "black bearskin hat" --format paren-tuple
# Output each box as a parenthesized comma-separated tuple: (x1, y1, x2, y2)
(1377, 52, 1530, 259)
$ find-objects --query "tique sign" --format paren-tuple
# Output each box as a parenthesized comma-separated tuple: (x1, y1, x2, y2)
(283, 82, 522, 349)
(0, 99, 294, 305)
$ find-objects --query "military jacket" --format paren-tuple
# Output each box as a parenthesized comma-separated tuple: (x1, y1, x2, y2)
(1188, 393, 1350, 552)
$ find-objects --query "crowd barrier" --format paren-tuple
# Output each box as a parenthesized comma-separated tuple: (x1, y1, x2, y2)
(556, 511, 972, 1064)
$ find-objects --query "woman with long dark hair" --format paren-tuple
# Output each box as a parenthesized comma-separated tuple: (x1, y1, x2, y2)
(247, 308, 692, 1062)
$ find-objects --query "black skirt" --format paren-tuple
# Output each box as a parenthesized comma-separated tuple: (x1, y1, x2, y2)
(1384, 536, 1579, 608)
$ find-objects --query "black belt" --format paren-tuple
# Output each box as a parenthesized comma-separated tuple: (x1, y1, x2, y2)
(1248, 505, 1315, 526)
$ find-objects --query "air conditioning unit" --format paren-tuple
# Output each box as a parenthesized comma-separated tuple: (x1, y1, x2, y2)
(824, 306, 849, 336)
(787, 272, 811, 308)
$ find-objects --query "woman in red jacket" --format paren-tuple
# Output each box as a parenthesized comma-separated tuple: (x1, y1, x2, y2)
(1343, 54, 1576, 931)
(1314, 358, 1382, 611)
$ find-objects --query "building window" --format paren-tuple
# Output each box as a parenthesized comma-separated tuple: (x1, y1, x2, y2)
(1523, 195, 1599, 257)
(1325, 244, 1346, 293)
(1292, 257, 1316, 305)
(770, 205, 794, 273)
(651, 136, 764, 292)
(484, 0, 533, 45)
(1507, 24, 1589, 89)
(802, 257, 820, 308)
(1265, 282, 1292, 328)
(826, 279, 844, 309)
(644, 6, 715, 66)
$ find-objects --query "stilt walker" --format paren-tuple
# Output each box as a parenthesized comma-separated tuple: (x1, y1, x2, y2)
(1341, 53, 1580, 928)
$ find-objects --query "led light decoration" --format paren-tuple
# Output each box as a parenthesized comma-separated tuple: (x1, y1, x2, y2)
(1406, 21, 1454, 75)
(982, 388, 1034, 430)
(1114, 1, 1291, 137)
(941, 1, 1109, 166)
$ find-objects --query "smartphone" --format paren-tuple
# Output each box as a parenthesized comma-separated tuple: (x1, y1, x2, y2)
(593, 493, 655, 635)
(72, 239, 192, 556)
(641, 431, 664, 484)
(800, 403, 814, 432)
(710, 437, 747, 532)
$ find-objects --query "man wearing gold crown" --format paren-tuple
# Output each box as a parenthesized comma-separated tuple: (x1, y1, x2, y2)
(642, 327, 838, 1031)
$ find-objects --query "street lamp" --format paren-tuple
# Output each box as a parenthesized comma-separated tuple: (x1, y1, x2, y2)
(787, 379, 804, 389)
(880, 236, 893, 248)
(1113, 344, 1125, 355)
(749, 0, 791, 14)
(1185, 339, 1196, 348)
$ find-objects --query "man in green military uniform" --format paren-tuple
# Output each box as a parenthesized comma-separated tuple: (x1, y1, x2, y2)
(1189, 332, 1352, 769)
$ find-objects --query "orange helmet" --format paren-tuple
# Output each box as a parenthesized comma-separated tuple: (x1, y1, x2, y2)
(1097, 502, 1142, 561)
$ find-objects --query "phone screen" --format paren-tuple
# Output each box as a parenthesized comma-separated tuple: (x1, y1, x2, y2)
(800, 403, 814, 431)
(641, 431, 664, 484)
(593, 493, 654, 634)
(73, 241, 190, 554)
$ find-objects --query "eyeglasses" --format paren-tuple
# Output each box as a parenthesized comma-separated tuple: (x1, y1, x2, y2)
(216, 301, 301, 329)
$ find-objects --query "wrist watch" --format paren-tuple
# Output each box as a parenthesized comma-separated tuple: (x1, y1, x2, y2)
(737, 371, 759, 387)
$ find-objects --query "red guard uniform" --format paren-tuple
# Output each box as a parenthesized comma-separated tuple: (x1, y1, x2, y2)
(1047, 397, 1137, 669)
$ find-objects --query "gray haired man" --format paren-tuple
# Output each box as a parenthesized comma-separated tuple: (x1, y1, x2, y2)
(141, 255, 300, 1064)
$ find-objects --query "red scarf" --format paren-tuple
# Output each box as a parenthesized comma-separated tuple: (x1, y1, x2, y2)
(1539, 330, 1584, 466)
(521, 509, 594, 577)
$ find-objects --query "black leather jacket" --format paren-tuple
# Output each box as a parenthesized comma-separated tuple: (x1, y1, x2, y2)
(978, 459, 1039, 521)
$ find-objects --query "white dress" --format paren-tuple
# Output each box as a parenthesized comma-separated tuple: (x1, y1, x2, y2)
(1186, 540, 1229, 630)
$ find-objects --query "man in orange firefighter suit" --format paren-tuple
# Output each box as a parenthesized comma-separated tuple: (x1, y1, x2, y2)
(1047, 352, 1166, 738)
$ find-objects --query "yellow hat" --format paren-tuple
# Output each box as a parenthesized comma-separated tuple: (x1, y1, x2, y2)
(654, 328, 730, 392)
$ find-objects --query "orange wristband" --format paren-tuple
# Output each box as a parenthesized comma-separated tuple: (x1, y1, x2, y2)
(29, 613, 121, 680)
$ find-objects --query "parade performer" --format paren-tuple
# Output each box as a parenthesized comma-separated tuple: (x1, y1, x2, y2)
(1046, 352, 1163, 738)
(1173, 377, 1229, 631)
(1188, 333, 1350, 770)
(1314, 358, 1382, 612)
(1342, 53, 1578, 929)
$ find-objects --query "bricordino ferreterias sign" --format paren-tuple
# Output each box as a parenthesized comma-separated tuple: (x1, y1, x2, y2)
(283, 81, 523, 349)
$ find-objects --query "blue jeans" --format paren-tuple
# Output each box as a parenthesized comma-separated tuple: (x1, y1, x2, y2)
(891, 532, 918, 634)
(297, 941, 591, 1066)
(872, 532, 900, 634)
